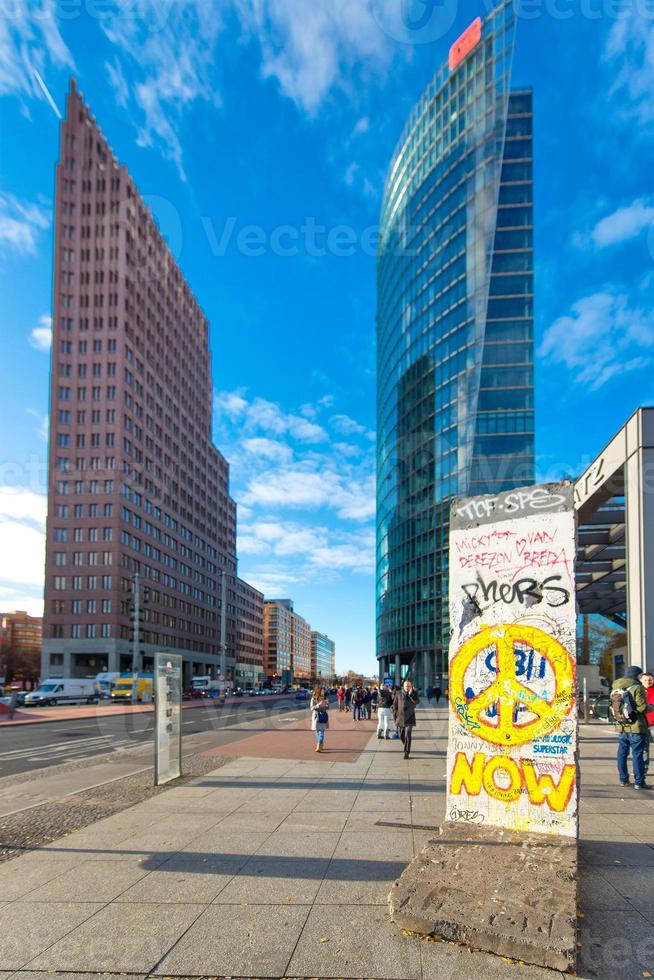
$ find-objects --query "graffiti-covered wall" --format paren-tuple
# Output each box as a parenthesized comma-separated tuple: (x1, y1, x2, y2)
(446, 483, 578, 837)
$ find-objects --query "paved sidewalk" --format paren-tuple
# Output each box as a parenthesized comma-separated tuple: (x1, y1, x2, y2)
(0, 708, 652, 979)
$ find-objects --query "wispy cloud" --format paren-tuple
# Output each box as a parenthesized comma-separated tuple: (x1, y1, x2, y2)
(29, 313, 53, 351)
(99, 0, 225, 179)
(540, 289, 654, 390)
(0, 0, 73, 105)
(589, 199, 654, 248)
(0, 193, 50, 256)
(0, 485, 47, 615)
(234, 0, 392, 115)
(604, 16, 654, 127)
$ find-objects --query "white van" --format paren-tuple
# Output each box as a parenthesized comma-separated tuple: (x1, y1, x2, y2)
(94, 671, 121, 699)
(24, 679, 99, 707)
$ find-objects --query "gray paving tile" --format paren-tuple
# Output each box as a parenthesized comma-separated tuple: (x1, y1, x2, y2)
(580, 839, 654, 866)
(277, 810, 348, 833)
(0, 857, 79, 901)
(287, 903, 421, 979)
(579, 867, 632, 911)
(215, 855, 330, 905)
(115, 866, 233, 904)
(0, 902, 103, 970)
(578, 908, 654, 979)
(211, 809, 286, 833)
(420, 940, 559, 980)
(180, 830, 270, 857)
(254, 830, 340, 859)
(597, 865, 654, 911)
(155, 904, 310, 977)
(17, 860, 148, 903)
(344, 810, 416, 832)
(25, 903, 204, 973)
(352, 791, 412, 811)
(11, 975, 147, 980)
(246, 789, 311, 811)
(294, 789, 359, 811)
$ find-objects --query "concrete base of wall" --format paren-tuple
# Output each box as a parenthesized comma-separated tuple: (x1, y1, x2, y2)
(388, 820, 577, 972)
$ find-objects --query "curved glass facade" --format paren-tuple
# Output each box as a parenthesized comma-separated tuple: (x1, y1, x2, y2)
(376, 0, 534, 688)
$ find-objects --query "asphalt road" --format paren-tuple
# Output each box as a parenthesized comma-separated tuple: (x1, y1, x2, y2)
(0, 696, 309, 777)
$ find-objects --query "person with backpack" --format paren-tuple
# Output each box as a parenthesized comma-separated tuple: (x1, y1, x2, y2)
(611, 666, 650, 789)
(311, 685, 330, 753)
(377, 683, 393, 739)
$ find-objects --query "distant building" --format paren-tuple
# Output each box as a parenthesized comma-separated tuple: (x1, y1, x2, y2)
(264, 599, 312, 682)
(311, 631, 335, 680)
(0, 611, 43, 687)
(0, 611, 42, 655)
(41, 80, 262, 686)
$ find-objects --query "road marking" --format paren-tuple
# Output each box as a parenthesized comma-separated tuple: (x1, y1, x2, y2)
(0, 734, 116, 760)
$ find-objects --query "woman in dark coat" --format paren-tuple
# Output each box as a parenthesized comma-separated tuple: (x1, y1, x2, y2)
(393, 680, 420, 759)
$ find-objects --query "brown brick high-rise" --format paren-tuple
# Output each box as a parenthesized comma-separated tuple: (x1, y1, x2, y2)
(42, 80, 263, 687)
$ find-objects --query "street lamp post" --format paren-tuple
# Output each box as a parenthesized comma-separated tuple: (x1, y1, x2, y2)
(131, 573, 141, 705)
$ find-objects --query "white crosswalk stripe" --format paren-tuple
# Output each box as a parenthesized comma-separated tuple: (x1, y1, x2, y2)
(0, 734, 136, 761)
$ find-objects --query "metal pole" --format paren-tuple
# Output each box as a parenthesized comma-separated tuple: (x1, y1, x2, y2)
(132, 572, 140, 705)
(582, 677, 588, 723)
(219, 568, 227, 680)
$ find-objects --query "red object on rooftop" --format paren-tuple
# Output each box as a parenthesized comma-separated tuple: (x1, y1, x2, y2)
(449, 17, 482, 71)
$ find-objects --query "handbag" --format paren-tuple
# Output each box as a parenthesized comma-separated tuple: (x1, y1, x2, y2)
(316, 708, 328, 724)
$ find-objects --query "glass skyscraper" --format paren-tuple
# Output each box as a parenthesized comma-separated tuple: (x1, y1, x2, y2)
(376, 0, 534, 689)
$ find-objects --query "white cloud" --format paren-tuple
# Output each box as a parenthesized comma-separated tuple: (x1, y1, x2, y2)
(604, 16, 654, 127)
(100, 0, 225, 178)
(29, 313, 52, 351)
(0, 486, 47, 612)
(0, 193, 50, 255)
(26, 410, 49, 442)
(241, 437, 293, 463)
(241, 463, 375, 520)
(215, 390, 329, 444)
(540, 290, 654, 390)
(590, 199, 654, 248)
(238, 520, 374, 584)
(235, 0, 392, 115)
(330, 413, 366, 436)
(0, 0, 73, 104)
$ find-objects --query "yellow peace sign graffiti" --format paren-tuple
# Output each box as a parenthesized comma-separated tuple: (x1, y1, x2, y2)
(449, 624, 575, 747)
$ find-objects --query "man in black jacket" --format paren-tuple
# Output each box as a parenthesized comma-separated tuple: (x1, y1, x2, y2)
(394, 680, 420, 759)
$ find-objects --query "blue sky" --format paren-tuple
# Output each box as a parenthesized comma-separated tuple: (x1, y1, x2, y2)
(1, 0, 653, 674)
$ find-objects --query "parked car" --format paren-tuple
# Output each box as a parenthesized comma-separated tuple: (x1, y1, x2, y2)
(295, 689, 310, 701)
(24, 679, 98, 707)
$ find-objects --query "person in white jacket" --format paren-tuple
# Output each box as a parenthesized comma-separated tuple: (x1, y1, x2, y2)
(376, 684, 393, 739)
(310, 686, 330, 753)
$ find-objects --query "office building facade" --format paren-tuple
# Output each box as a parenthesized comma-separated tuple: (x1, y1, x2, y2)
(263, 599, 312, 682)
(376, 1, 534, 690)
(311, 631, 335, 681)
(42, 80, 263, 686)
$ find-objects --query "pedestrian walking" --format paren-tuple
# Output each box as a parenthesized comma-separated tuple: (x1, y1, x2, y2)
(8, 689, 19, 721)
(310, 685, 330, 753)
(337, 686, 345, 712)
(371, 686, 379, 714)
(640, 672, 654, 775)
(426, 685, 434, 705)
(352, 685, 364, 721)
(363, 687, 372, 720)
(434, 684, 442, 705)
(376, 683, 393, 739)
(344, 687, 352, 712)
(394, 680, 420, 759)
(610, 666, 650, 789)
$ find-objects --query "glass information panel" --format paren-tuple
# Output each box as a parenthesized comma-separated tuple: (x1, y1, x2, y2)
(154, 653, 182, 785)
